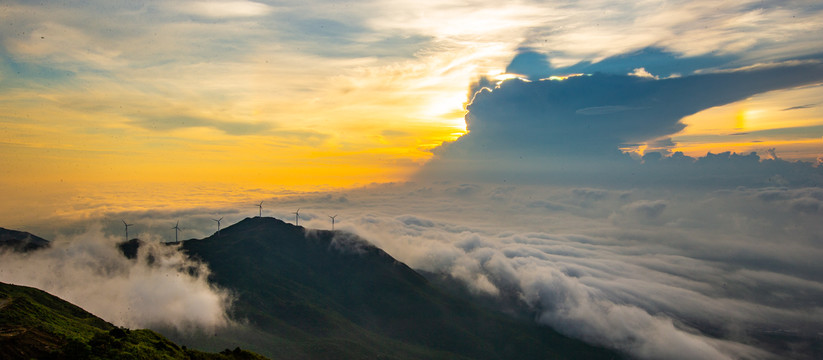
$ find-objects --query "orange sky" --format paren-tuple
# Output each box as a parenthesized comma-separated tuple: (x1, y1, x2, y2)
(1, 0, 822, 227)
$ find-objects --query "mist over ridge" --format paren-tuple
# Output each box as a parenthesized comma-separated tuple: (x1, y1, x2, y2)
(0, 224, 233, 334)
(2, 178, 823, 359)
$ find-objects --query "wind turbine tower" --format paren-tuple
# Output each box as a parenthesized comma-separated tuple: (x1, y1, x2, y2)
(329, 214, 338, 230)
(122, 220, 133, 241)
(256, 201, 263, 217)
(172, 221, 181, 243)
(213, 217, 223, 236)
(294, 208, 300, 226)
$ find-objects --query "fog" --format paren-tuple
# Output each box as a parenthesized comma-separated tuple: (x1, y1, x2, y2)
(0, 224, 232, 333)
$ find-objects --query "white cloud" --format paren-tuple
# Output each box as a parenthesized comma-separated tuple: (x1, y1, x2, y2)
(628, 67, 658, 79)
(283, 183, 823, 359)
(172, 1, 274, 18)
(5, 182, 823, 359)
(0, 224, 232, 333)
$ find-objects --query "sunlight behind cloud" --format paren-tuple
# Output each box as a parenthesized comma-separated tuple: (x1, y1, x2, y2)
(673, 84, 823, 160)
(2, 0, 823, 230)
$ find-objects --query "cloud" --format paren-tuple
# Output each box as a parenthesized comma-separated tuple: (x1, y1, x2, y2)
(505, 49, 553, 79)
(129, 115, 273, 135)
(5, 181, 823, 359)
(418, 59, 823, 187)
(610, 200, 667, 225)
(557, 47, 734, 78)
(320, 183, 823, 360)
(0, 224, 232, 333)
(628, 67, 659, 79)
(782, 104, 816, 111)
(171, 1, 274, 19)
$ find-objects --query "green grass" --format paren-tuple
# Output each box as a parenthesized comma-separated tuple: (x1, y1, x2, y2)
(0, 281, 268, 360)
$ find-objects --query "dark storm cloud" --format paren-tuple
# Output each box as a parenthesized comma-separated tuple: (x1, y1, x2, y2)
(558, 47, 738, 78)
(505, 48, 553, 79)
(506, 47, 737, 80)
(419, 59, 823, 187)
(469, 60, 823, 153)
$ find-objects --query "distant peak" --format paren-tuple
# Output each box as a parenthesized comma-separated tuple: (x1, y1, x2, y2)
(0, 227, 50, 252)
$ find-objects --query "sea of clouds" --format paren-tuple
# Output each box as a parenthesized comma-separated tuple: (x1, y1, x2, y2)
(289, 182, 823, 360)
(2, 181, 822, 359)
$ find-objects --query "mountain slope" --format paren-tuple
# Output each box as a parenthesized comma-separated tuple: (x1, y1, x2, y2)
(0, 281, 268, 359)
(176, 217, 620, 360)
(0, 227, 49, 252)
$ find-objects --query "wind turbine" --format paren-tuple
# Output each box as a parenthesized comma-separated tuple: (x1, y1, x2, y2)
(122, 220, 133, 241)
(256, 201, 263, 217)
(294, 208, 300, 226)
(212, 217, 223, 236)
(329, 214, 338, 230)
(172, 221, 181, 243)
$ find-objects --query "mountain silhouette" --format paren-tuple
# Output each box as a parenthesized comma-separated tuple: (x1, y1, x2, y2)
(170, 217, 620, 360)
(0, 227, 49, 253)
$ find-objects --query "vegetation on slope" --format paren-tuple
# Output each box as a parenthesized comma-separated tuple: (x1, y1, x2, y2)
(0, 281, 267, 360)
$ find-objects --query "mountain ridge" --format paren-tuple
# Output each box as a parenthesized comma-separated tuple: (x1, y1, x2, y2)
(0, 227, 50, 252)
(171, 216, 621, 360)
(1, 218, 622, 359)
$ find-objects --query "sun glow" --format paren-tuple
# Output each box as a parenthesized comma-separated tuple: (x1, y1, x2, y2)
(735, 109, 765, 130)
(670, 85, 823, 161)
(543, 73, 585, 81)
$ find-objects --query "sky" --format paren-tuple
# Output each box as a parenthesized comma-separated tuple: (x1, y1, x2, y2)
(2, 1, 823, 359)
(2, 0, 823, 221)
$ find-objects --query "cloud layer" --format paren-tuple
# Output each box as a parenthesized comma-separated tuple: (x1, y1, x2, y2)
(2, 181, 823, 359)
(285, 183, 823, 360)
(0, 224, 232, 333)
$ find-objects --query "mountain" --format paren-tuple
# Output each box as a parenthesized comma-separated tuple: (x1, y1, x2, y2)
(0, 281, 267, 360)
(169, 217, 620, 360)
(0, 227, 49, 252)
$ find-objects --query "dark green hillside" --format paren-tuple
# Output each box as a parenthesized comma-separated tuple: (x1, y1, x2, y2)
(0, 281, 267, 360)
(177, 217, 620, 360)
